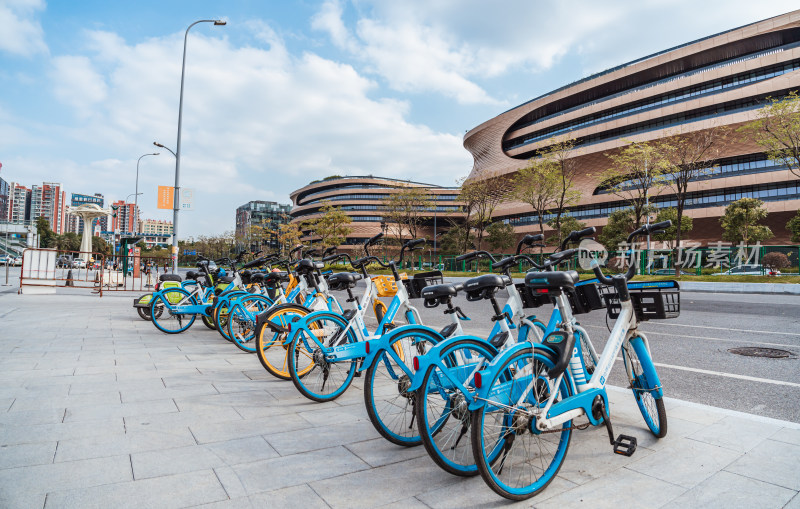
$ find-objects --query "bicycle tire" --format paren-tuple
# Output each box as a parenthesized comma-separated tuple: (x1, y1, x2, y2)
(470, 347, 573, 501)
(150, 288, 198, 334)
(201, 314, 216, 330)
(213, 301, 233, 341)
(416, 338, 497, 474)
(254, 303, 311, 380)
(287, 312, 357, 402)
(137, 306, 151, 321)
(363, 328, 440, 446)
(623, 336, 667, 438)
(227, 295, 273, 353)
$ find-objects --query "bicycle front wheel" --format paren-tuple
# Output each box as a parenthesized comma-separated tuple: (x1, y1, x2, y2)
(150, 288, 197, 334)
(470, 347, 573, 501)
(288, 312, 357, 402)
(623, 335, 667, 438)
(227, 295, 273, 353)
(416, 338, 497, 474)
(363, 328, 439, 446)
(255, 304, 311, 380)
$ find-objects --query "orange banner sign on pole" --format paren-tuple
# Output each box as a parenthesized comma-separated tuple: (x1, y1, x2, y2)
(157, 186, 174, 209)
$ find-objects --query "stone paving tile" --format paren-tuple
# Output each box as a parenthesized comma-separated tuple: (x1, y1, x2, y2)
(119, 383, 220, 404)
(0, 489, 45, 509)
(769, 426, 800, 446)
(0, 442, 57, 470)
(0, 417, 126, 446)
(664, 470, 796, 508)
(131, 437, 279, 479)
(224, 446, 370, 495)
(310, 455, 460, 509)
(416, 473, 578, 508)
(0, 455, 132, 498)
(189, 412, 309, 444)
(43, 469, 228, 509)
(343, 437, 429, 468)
(264, 419, 381, 456)
(123, 406, 243, 434)
(296, 401, 370, 426)
(686, 415, 782, 452)
(8, 390, 122, 412)
(535, 467, 686, 509)
(54, 428, 197, 463)
(375, 497, 430, 509)
(626, 436, 742, 489)
(724, 439, 800, 490)
(63, 398, 178, 423)
(787, 493, 800, 509)
(0, 407, 66, 426)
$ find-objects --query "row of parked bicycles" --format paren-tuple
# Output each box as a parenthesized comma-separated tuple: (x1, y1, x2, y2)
(132, 221, 680, 500)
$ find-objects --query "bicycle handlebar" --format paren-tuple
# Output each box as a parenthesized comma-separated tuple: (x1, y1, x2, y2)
(363, 232, 384, 256)
(560, 226, 596, 251)
(455, 250, 496, 264)
(592, 221, 672, 282)
(516, 234, 544, 255)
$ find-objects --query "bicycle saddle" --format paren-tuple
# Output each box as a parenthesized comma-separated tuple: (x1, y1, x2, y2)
(249, 272, 266, 283)
(464, 274, 511, 301)
(328, 272, 362, 289)
(295, 259, 323, 274)
(159, 274, 182, 283)
(185, 270, 199, 280)
(420, 282, 462, 304)
(524, 271, 579, 293)
(263, 271, 290, 287)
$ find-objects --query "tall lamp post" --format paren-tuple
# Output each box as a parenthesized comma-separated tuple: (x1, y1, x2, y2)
(135, 152, 159, 235)
(168, 18, 226, 272)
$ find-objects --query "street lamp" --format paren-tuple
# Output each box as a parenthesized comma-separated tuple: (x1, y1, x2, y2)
(135, 152, 159, 235)
(168, 18, 226, 272)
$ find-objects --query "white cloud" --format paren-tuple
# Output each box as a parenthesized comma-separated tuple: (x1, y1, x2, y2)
(311, 0, 357, 52)
(0, 0, 47, 57)
(34, 23, 470, 236)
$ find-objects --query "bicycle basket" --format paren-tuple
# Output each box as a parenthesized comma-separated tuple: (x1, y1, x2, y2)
(404, 270, 444, 299)
(600, 280, 680, 321)
(372, 275, 399, 297)
(567, 280, 605, 315)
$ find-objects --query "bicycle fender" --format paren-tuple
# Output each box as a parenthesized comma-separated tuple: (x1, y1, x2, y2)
(467, 342, 560, 411)
(254, 303, 309, 328)
(407, 334, 496, 392)
(359, 324, 446, 372)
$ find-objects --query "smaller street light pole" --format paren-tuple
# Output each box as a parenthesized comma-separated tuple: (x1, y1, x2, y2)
(135, 153, 159, 235)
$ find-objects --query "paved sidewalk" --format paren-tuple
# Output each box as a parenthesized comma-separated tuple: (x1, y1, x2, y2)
(0, 293, 799, 508)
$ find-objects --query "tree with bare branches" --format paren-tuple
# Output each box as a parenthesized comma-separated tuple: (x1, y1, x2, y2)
(542, 138, 582, 246)
(741, 91, 800, 180)
(459, 172, 509, 250)
(510, 156, 561, 239)
(382, 184, 433, 244)
(658, 126, 727, 269)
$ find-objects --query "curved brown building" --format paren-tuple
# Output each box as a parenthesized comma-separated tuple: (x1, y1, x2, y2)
(465, 10, 800, 243)
(290, 176, 463, 251)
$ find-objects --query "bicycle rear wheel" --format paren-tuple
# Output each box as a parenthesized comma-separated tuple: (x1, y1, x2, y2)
(255, 304, 311, 380)
(623, 335, 667, 438)
(416, 338, 497, 474)
(470, 347, 573, 501)
(150, 288, 197, 334)
(227, 295, 273, 353)
(288, 312, 357, 402)
(363, 328, 439, 446)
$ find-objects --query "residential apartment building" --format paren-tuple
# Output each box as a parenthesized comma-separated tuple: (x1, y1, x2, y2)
(235, 200, 291, 250)
(110, 200, 138, 235)
(29, 183, 67, 233)
(137, 219, 173, 248)
(7, 184, 31, 223)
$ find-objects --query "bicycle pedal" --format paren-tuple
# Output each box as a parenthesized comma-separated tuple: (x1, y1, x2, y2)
(612, 434, 637, 457)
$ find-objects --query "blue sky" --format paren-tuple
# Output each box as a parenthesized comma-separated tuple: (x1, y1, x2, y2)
(1, 0, 798, 237)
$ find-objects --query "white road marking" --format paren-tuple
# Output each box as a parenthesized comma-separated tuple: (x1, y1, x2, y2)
(585, 324, 797, 349)
(646, 322, 800, 337)
(614, 357, 800, 388)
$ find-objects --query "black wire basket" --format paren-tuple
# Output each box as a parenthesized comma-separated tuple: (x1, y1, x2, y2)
(600, 280, 680, 321)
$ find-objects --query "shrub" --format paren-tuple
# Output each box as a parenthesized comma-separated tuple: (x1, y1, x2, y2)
(762, 252, 790, 270)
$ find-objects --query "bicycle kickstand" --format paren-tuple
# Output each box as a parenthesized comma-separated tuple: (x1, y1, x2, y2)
(591, 396, 637, 457)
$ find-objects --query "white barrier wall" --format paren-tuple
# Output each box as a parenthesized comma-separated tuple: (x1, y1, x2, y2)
(21, 249, 57, 294)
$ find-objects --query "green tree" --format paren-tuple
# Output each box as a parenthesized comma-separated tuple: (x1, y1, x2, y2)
(277, 221, 303, 256)
(720, 198, 773, 245)
(599, 208, 636, 250)
(740, 91, 800, 180)
(652, 208, 693, 250)
(55, 232, 81, 252)
(91, 236, 111, 256)
(546, 216, 587, 247)
(485, 221, 515, 252)
(307, 201, 352, 251)
(438, 222, 474, 255)
(35, 216, 56, 248)
(601, 141, 667, 227)
(787, 211, 800, 243)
